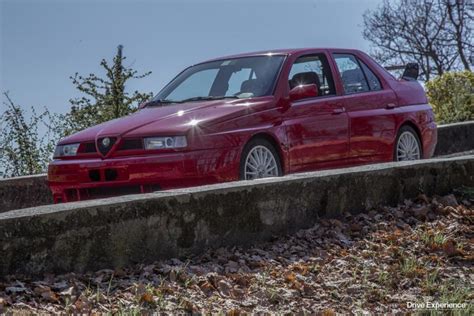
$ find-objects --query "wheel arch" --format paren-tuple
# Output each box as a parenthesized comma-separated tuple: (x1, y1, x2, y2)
(398, 120, 423, 146)
(395, 120, 424, 158)
(243, 132, 286, 175)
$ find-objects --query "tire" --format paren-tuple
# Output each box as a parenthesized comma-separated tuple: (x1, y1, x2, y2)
(394, 125, 422, 161)
(239, 138, 283, 180)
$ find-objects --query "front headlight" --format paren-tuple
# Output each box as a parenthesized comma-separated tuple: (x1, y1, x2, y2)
(54, 143, 80, 157)
(144, 136, 187, 150)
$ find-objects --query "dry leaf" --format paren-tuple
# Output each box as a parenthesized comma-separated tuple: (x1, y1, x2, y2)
(443, 240, 463, 257)
(140, 292, 154, 304)
(284, 272, 296, 283)
(181, 298, 198, 313)
(41, 289, 59, 302)
(320, 308, 336, 316)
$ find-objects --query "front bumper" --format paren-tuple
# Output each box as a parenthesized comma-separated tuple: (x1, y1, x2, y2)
(48, 148, 240, 203)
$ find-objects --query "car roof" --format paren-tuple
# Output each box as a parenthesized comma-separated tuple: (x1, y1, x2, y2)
(200, 48, 363, 63)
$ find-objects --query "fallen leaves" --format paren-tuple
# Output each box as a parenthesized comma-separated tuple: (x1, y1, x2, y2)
(1, 191, 473, 314)
(34, 285, 59, 302)
(283, 271, 296, 283)
(140, 292, 153, 304)
(442, 240, 464, 257)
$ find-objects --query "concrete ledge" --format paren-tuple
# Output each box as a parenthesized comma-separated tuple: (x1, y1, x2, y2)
(434, 120, 474, 156)
(1, 156, 473, 278)
(0, 174, 50, 212)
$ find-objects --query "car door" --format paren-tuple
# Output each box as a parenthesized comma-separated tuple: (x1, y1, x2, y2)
(283, 53, 349, 172)
(331, 52, 399, 163)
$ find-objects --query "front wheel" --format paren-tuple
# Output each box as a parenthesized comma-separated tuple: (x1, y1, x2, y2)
(394, 126, 422, 161)
(239, 139, 282, 180)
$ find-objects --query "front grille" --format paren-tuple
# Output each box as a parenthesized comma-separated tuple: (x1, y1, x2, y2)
(104, 169, 118, 181)
(83, 142, 97, 153)
(89, 170, 101, 182)
(88, 169, 118, 181)
(87, 186, 142, 198)
(97, 137, 117, 156)
(119, 138, 143, 150)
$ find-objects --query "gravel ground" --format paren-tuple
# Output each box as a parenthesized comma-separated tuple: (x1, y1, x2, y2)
(1, 188, 473, 314)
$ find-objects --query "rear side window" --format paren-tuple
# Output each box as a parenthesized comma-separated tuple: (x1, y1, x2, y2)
(333, 54, 382, 94)
(288, 54, 336, 96)
(360, 61, 382, 91)
(333, 54, 369, 94)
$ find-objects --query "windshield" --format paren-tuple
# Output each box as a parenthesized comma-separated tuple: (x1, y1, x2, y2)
(152, 55, 285, 103)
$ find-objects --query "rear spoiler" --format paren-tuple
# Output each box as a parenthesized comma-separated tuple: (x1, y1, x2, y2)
(385, 63, 419, 81)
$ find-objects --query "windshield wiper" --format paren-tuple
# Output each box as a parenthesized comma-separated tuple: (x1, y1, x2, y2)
(145, 99, 182, 107)
(178, 96, 239, 103)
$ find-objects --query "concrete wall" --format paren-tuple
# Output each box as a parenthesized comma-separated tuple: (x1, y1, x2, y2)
(1, 156, 473, 278)
(0, 175, 51, 213)
(434, 121, 474, 156)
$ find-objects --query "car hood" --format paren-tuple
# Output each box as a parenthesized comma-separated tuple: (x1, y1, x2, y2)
(58, 97, 275, 144)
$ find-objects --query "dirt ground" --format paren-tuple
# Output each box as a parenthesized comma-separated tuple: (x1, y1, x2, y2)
(1, 188, 473, 314)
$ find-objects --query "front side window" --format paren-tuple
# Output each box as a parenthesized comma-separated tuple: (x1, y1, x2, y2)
(154, 55, 285, 103)
(288, 54, 336, 96)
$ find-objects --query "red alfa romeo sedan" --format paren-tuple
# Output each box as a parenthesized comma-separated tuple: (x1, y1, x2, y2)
(48, 48, 437, 203)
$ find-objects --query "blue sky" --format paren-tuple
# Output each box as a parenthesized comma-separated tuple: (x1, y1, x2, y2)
(1, 0, 380, 114)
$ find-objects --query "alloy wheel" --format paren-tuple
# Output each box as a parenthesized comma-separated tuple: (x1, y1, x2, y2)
(396, 131, 421, 161)
(244, 145, 279, 180)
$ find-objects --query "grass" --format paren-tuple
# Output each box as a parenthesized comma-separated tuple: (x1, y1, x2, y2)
(421, 269, 439, 295)
(438, 281, 472, 305)
(421, 230, 448, 249)
(265, 285, 282, 304)
(400, 256, 420, 277)
(377, 271, 390, 286)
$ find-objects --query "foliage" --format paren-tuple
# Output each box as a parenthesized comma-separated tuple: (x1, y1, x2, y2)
(64, 45, 152, 135)
(0, 45, 153, 178)
(0, 93, 58, 177)
(363, 0, 473, 81)
(425, 71, 474, 124)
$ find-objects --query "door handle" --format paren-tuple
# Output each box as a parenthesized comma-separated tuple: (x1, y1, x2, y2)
(386, 103, 396, 109)
(332, 107, 346, 115)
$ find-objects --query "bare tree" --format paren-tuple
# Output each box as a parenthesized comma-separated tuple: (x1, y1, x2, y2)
(444, 0, 473, 71)
(363, 0, 473, 80)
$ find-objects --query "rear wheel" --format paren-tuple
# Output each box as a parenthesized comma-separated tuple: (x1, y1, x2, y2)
(239, 138, 282, 180)
(394, 126, 422, 161)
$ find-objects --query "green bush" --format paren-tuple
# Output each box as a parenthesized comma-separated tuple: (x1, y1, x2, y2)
(425, 71, 474, 124)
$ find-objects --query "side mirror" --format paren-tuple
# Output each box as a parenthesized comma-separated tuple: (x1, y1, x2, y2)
(138, 101, 148, 109)
(402, 63, 419, 81)
(289, 84, 319, 102)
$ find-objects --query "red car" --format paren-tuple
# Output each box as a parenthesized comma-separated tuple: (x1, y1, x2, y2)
(48, 48, 437, 203)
